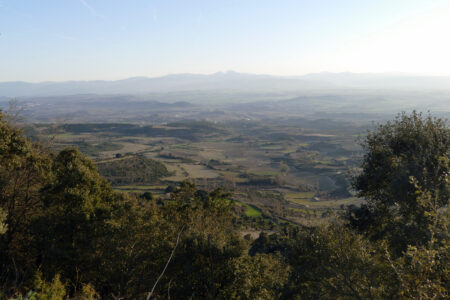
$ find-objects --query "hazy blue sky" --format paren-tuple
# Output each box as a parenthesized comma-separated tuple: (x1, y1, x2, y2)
(1, 0, 450, 81)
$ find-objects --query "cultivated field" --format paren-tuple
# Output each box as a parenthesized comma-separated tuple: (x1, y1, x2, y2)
(29, 118, 365, 226)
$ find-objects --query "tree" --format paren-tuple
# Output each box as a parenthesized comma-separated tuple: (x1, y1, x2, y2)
(0, 112, 52, 291)
(157, 182, 246, 299)
(224, 253, 289, 299)
(347, 112, 449, 254)
(140, 191, 153, 200)
(34, 148, 118, 291)
(283, 224, 395, 299)
(384, 177, 449, 299)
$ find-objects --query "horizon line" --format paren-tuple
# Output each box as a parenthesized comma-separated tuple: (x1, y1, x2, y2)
(2, 70, 450, 84)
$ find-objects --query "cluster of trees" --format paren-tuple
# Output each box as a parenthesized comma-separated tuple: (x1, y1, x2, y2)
(0, 111, 448, 299)
(96, 156, 170, 185)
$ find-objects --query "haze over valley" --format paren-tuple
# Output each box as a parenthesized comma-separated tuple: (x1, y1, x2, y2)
(1, 71, 449, 124)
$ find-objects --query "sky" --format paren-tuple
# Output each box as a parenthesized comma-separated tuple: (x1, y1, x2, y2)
(1, 0, 450, 82)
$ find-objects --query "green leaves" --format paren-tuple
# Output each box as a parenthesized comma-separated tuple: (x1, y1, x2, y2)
(350, 111, 449, 253)
(0, 208, 7, 235)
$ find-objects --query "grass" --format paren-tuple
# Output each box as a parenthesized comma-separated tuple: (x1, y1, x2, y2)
(245, 204, 262, 217)
(234, 200, 263, 218)
(172, 143, 192, 149)
(285, 192, 315, 200)
(249, 171, 279, 176)
(260, 144, 283, 150)
(287, 195, 360, 208)
(113, 185, 167, 196)
(219, 171, 248, 183)
(288, 198, 313, 205)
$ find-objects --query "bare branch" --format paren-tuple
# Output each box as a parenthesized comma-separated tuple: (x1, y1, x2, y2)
(146, 225, 185, 300)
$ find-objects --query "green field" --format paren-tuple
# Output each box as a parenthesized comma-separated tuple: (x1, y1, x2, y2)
(234, 200, 263, 218)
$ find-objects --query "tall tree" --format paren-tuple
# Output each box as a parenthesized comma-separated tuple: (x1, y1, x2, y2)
(0, 112, 51, 291)
(34, 148, 117, 290)
(348, 111, 449, 254)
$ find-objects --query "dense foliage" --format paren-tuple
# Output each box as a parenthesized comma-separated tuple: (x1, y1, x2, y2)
(348, 111, 449, 254)
(0, 111, 448, 299)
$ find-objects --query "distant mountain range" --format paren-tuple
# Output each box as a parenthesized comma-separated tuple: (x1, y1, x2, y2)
(1, 71, 450, 97)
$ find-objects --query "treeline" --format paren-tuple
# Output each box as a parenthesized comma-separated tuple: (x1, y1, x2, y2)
(60, 120, 224, 141)
(0, 111, 448, 299)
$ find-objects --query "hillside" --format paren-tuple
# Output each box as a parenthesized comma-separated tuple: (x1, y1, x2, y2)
(96, 155, 170, 185)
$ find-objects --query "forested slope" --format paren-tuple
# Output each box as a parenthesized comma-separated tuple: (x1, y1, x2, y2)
(96, 156, 170, 185)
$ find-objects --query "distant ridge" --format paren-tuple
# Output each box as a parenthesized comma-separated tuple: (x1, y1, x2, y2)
(1, 71, 450, 97)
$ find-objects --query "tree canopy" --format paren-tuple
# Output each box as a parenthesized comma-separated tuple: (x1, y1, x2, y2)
(348, 111, 449, 254)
